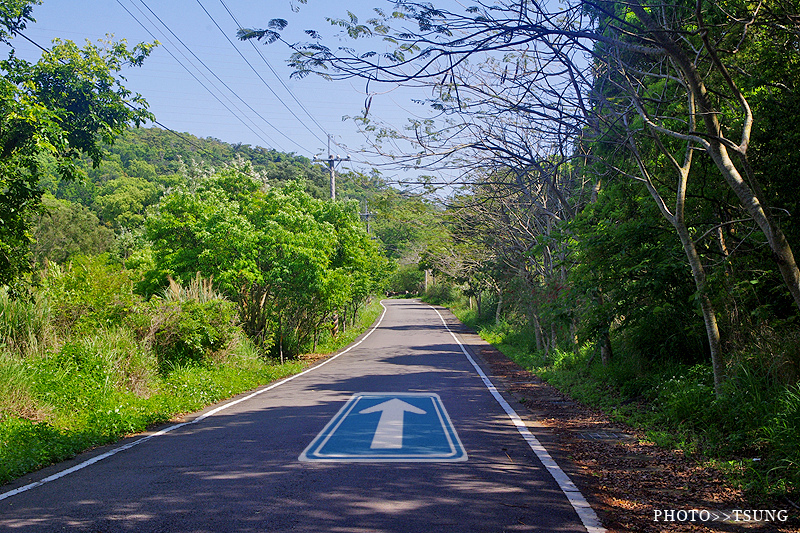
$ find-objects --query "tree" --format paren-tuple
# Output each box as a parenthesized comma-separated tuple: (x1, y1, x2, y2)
(31, 195, 114, 265)
(0, 1, 154, 289)
(242, 0, 800, 393)
(93, 175, 162, 229)
(146, 167, 386, 355)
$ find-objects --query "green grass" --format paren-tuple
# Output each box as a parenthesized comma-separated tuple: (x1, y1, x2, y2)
(444, 293, 798, 502)
(0, 338, 307, 485)
(0, 291, 385, 487)
(314, 298, 385, 354)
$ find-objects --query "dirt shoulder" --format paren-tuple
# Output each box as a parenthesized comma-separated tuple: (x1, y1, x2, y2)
(465, 339, 798, 532)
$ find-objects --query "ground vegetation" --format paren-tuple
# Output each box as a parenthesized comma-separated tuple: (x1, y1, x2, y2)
(240, 0, 800, 502)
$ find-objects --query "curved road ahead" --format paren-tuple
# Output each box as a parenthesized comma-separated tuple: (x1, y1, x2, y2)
(0, 299, 602, 532)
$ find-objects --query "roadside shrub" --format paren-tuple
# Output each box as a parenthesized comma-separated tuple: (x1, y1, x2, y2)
(388, 263, 424, 294)
(143, 299, 240, 369)
(654, 364, 715, 428)
(0, 355, 49, 420)
(424, 282, 458, 305)
(34, 341, 119, 413)
(763, 384, 800, 493)
(0, 417, 79, 483)
(44, 255, 137, 334)
(73, 328, 157, 397)
(0, 288, 54, 358)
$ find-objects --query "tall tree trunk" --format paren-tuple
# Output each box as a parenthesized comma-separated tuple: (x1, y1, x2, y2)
(533, 312, 544, 352)
(279, 314, 284, 365)
(495, 290, 504, 326)
(600, 331, 613, 366)
(705, 143, 800, 310)
(641, 166, 725, 395)
(570, 316, 579, 351)
(629, 0, 800, 312)
(627, 120, 726, 394)
(674, 223, 724, 395)
(527, 297, 544, 352)
(590, 178, 614, 363)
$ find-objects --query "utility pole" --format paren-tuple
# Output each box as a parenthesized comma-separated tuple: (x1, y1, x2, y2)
(314, 135, 350, 200)
(360, 200, 373, 234)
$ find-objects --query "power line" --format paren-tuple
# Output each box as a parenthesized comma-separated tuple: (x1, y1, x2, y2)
(135, 0, 311, 154)
(195, 0, 329, 148)
(15, 31, 235, 166)
(115, 0, 288, 152)
(196, 0, 325, 142)
(133, 0, 283, 150)
(17, 5, 375, 176)
(217, 0, 361, 159)
(125, 0, 308, 154)
(216, 0, 329, 141)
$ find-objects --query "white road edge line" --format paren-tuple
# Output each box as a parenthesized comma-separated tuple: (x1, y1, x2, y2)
(430, 306, 606, 533)
(0, 302, 390, 503)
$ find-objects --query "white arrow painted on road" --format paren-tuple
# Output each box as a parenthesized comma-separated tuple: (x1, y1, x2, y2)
(359, 399, 427, 449)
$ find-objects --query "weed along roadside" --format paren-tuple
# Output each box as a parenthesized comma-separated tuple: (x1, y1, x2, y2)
(425, 293, 800, 532)
(0, 259, 385, 487)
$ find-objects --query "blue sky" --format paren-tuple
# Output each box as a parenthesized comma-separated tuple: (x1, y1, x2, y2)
(7, 0, 446, 184)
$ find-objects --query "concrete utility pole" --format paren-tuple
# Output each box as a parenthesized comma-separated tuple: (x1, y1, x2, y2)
(360, 200, 373, 234)
(314, 135, 350, 200)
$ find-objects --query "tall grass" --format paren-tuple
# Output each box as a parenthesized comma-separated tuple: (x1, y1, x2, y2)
(440, 284, 799, 501)
(161, 273, 223, 304)
(0, 288, 55, 358)
(0, 355, 49, 421)
(0, 260, 386, 486)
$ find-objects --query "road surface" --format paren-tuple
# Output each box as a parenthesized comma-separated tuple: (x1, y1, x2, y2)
(0, 299, 602, 532)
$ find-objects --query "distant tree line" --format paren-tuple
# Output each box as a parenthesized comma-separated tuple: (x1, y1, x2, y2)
(255, 0, 800, 390)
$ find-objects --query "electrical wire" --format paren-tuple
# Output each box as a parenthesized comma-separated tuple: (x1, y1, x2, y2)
(16, 31, 263, 167)
(18, 4, 408, 179)
(135, 0, 310, 154)
(115, 0, 289, 152)
(195, 0, 329, 148)
(216, 0, 330, 142)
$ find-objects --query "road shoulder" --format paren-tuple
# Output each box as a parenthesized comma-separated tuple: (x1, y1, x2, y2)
(429, 304, 798, 533)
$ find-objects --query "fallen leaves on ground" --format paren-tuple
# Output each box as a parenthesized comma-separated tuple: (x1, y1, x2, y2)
(475, 345, 799, 533)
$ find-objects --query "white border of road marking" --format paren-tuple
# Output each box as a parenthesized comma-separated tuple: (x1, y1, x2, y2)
(0, 303, 390, 503)
(430, 306, 606, 533)
(298, 392, 467, 462)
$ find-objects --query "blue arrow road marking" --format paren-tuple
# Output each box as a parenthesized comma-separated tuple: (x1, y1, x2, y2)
(299, 393, 468, 462)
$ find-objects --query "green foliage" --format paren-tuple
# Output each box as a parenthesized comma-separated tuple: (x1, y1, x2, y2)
(0, 353, 41, 420)
(93, 175, 162, 229)
(424, 282, 457, 305)
(763, 385, 800, 493)
(143, 299, 240, 369)
(0, 28, 154, 288)
(371, 189, 448, 262)
(388, 263, 424, 294)
(146, 174, 386, 356)
(0, 417, 78, 483)
(0, 255, 385, 486)
(0, 286, 53, 358)
(44, 254, 136, 334)
(0, 1, 37, 44)
(460, 302, 800, 497)
(566, 180, 706, 362)
(32, 195, 114, 265)
(655, 365, 716, 428)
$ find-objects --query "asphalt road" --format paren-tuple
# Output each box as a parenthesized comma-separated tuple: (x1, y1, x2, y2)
(0, 299, 602, 532)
